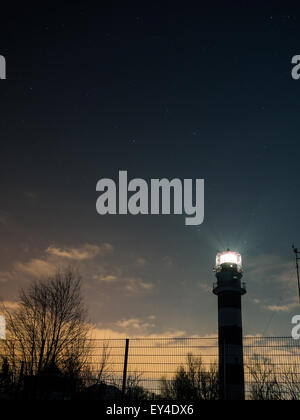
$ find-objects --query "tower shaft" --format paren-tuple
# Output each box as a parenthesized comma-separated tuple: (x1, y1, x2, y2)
(213, 251, 246, 400)
(218, 290, 245, 400)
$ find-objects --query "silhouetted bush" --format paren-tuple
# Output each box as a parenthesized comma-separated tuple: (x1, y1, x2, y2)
(160, 354, 219, 400)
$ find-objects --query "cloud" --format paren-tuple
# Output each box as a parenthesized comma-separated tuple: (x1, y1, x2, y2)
(94, 274, 118, 283)
(114, 317, 156, 330)
(89, 328, 129, 339)
(0, 242, 115, 283)
(247, 254, 294, 286)
(247, 253, 298, 314)
(15, 258, 55, 278)
(124, 277, 154, 293)
(90, 327, 188, 339)
(46, 243, 113, 260)
(197, 282, 211, 293)
(135, 258, 148, 266)
(266, 302, 299, 313)
(0, 271, 15, 283)
(266, 305, 290, 312)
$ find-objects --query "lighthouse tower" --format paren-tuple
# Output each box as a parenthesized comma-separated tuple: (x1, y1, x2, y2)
(213, 250, 246, 400)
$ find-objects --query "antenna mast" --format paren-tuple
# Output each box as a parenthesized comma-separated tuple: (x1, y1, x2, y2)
(292, 245, 300, 303)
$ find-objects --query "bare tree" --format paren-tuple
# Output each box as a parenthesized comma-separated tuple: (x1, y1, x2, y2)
(280, 366, 300, 400)
(125, 371, 150, 400)
(248, 356, 300, 400)
(82, 340, 112, 387)
(248, 356, 283, 400)
(160, 354, 219, 400)
(1, 268, 90, 380)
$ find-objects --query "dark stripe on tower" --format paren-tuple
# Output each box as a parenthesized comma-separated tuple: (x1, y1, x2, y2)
(218, 291, 241, 309)
(219, 326, 243, 345)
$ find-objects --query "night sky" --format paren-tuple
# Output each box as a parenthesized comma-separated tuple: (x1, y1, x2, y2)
(1, 1, 300, 338)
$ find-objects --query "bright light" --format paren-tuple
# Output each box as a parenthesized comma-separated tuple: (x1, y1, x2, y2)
(216, 251, 242, 268)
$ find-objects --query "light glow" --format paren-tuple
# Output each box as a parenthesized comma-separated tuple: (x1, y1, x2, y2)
(216, 251, 242, 267)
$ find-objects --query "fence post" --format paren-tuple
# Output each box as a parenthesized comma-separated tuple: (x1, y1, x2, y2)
(122, 338, 129, 398)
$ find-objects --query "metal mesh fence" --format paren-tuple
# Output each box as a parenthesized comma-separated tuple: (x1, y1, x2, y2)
(85, 338, 219, 397)
(1, 337, 300, 399)
(80, 337, 300, 399)
(243, 337, 300, 400)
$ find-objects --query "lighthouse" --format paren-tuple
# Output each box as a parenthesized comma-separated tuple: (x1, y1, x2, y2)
(213, 250, 246, 400)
